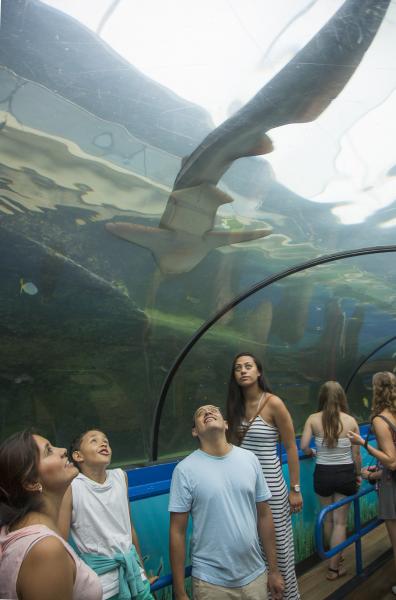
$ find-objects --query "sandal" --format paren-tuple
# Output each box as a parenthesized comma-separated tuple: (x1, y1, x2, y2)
(326, 567, 347, 581)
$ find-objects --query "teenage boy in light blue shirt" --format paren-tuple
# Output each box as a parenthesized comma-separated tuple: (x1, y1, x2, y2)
(169, 405, 284, 600)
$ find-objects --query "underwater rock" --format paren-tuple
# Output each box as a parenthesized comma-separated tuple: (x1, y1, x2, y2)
(0, 225, 147, 339)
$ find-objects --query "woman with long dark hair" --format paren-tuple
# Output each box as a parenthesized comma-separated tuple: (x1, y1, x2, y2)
(226, 352, 302, 600)
(301, 381, 361, 580)
(0, 430, 102, 600)
(348, 371, 396, 595)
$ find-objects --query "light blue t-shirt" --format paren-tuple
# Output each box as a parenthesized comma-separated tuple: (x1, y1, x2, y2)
(168, 445, 271, 588)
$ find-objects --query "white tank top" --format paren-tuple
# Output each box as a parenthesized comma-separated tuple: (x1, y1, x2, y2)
(314, 435, 353, 465)
(71, 468, 144, 600)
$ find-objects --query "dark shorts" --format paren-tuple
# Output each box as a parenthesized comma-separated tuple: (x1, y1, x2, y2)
(314, 463, 357, 497)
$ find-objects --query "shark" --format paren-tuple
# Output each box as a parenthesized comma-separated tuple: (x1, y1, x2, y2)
(106, 183, 271, 274)
(106, 0, 391, 275)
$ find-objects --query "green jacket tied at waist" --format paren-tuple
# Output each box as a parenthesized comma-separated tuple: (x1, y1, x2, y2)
(80, 545, 152, 600)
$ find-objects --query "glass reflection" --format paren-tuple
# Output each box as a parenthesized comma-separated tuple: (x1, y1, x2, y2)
(346, 339, 396, 419)
(0, 0, 395, 464)
(157, 253, 396, 459)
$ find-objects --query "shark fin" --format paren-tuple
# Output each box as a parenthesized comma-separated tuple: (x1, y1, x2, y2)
(205, 228, 272, 248)
(105, 222, 173, 246)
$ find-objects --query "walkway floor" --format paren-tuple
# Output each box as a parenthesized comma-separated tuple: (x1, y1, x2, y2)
(346, 557, 395, 599)
(298, 523, 392, 599)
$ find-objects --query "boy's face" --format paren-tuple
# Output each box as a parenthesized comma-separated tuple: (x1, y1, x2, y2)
(192, 405, 227, 439)
(73, 430, 112, 468)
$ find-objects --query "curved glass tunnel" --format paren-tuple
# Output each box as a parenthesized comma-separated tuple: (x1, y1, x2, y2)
(0, 0, 396, 468)
(156, 252, 396, 459)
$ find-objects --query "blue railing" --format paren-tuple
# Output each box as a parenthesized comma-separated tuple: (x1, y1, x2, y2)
(151, 566, 192, 593)
(128, 423, 375, 499)
(153, 488, 382, 593)
(128, 423, 376, 591)
(315, 486, 382, 575)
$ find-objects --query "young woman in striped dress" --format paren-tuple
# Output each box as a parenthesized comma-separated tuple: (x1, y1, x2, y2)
(226, 352, 302, 600)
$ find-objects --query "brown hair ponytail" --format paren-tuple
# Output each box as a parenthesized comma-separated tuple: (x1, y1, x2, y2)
(0, 430, 43, 527)
(371, 372, 396, 417)
(318, 381, 348, 447)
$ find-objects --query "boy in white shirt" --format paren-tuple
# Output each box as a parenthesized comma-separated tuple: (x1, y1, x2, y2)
(59, 429, 155, 600)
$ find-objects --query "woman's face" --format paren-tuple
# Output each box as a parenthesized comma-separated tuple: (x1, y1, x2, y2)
(33, 434, 78, 493)
(233, 355, 261, 388)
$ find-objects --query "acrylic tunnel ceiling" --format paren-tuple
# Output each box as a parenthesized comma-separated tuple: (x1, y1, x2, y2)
(0, 0, 395, 465)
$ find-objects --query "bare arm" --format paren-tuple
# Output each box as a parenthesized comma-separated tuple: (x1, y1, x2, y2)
(350, 419, 362, 477)
(58, 486, 73, 540)
(130, 520, 144, 565)
(17, 536, 75, 600)
(122, 471, 155, 582)
(300, 416, 314, 455)
(348, 417, 396, 469)
(123, 473, 143, 557)
(169, 512, 189, 600)
(271, 397, 302, 510)
(256, 501, 284, 600)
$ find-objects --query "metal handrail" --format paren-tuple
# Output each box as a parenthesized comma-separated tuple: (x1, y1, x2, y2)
(315, 486, 383, 575)
(151, 566, 192, 593)
(135, 432, 378, 591)
(153, 486, 381, 591)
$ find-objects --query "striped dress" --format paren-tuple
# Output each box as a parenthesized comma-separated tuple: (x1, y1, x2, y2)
(241, 416, 300, 600)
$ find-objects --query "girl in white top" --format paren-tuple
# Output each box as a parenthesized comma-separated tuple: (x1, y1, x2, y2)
(59, 429, 155, 600)
(301, 382, 361, 581)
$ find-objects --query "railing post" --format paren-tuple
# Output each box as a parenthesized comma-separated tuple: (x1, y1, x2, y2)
(315, 487, 380, 579)
(353, 496, 363, 575)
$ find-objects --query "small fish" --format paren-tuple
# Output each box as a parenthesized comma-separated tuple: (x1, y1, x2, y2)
(14, 373, 34, 384)
(186, 295, 200, 305)
(362, 397, 369, 408)
(75, 218, 86, 226)
(20, 278, 38, 296)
